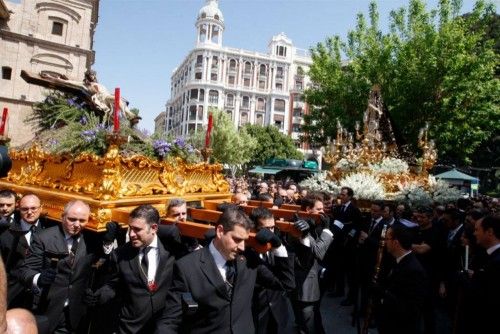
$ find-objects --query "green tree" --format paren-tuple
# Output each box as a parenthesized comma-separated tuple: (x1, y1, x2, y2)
(303, 0, 500, 165)
(244, 124, 304, 166)
(210, 109, 257, 174)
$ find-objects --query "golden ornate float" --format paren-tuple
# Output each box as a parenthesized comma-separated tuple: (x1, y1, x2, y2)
(0, 136, 231, 231)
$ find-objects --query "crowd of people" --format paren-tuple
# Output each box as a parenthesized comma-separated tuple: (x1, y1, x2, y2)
(0, 183, 498, 334)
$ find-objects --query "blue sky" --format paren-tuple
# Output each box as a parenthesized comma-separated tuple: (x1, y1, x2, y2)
(93, 0, 480, 133)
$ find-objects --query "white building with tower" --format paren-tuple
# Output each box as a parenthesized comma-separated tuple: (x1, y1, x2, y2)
(159, 0, 312, 148)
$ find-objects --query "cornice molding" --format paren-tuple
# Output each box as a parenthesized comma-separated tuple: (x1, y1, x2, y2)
(0, 29, 94, 56)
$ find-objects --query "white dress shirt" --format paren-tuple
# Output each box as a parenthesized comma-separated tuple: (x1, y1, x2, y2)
(139, 235, 159, 282)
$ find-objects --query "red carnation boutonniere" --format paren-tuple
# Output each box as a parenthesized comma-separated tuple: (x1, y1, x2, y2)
(148, 281, 158, 292)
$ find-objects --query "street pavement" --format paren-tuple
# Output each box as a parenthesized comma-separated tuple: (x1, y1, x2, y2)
(321, 293, 379, 334)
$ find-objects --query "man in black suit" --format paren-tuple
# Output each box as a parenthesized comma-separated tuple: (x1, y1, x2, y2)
(249, 207, 294, 334)
(328, 187, 363, 305)
(292, 194, 343, 334)
(0, 194, 54, 309)
(468, 214, 500, 333)
(0, 189, 17, 233)
(166, 198, 200, 255)
(20, 200, 103, 333)
(155, 207, 295, 334)
(86, 204, 175, 334)
(373, 223, 428, 334)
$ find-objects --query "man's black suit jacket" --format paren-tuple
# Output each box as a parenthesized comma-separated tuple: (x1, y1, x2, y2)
(252, 251, 295, 334)
(468, 246, 500, 333)
(0, 218, 54, 308)
(375, 252, 428, 334)
(98, 239, 175, 334)
(20, 225, 102, 333)
(155, 245, 295, 334)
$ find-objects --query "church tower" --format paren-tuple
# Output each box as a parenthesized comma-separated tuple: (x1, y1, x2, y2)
(195, 0, 224, 47)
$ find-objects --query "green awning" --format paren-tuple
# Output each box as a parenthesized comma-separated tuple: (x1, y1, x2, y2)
(248, 166, 283, 175)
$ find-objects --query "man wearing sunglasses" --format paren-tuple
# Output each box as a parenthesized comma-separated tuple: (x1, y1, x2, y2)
(0, 194, 55, 309)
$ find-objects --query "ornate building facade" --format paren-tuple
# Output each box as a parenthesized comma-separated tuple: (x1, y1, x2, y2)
(159, 0, 312, 147)
(0, 0, 98, 145)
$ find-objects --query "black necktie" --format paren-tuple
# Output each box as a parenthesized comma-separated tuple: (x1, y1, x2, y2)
(141, 247, 150, 277)
(369, 220, 376, 234)
(28, 225, 37, 243)
(69, 235, 79, 266)
(225, 260, 236, 295)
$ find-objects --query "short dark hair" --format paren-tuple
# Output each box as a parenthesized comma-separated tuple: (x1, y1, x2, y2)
(479, 215, 500, 239)
(416, 206, 433, 217)
(372, 201, 384, 210)
(130, 205, 160, 226)
(258, 193, 273, 202)
(468, 209, 487, 221)
(250, 207, 273, 227)
(167, 198, 186, 213)
(390, 223, 414, 250)
(217, 207, 253, 232)
(444, 208, 461, 222)
(383, 202, 396, 214)
(301, 193, 324, 211)
(0, 189, 16, 200)
(341, 187, 354, 198)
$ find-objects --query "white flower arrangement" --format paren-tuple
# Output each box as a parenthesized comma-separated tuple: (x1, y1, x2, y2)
(394, 183, 433, 207)
(430, 179, 462, 204)
(369, 157, 409, 175)
(299, 172, 340, 194)
(340, 172, 386, 200)
(335, 158, 358, 172)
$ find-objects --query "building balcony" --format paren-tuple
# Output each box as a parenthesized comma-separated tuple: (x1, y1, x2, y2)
(240, 105, 250, 110)
(292, 116, 303, 124)
(293, 101, 304, 109)
(225, 102, 235, 108)
(195, 63, 203, 69)
(228, 68, 237, 74)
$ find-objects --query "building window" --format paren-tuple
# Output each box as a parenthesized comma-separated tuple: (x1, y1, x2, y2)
(2, 67, 12, 80)
(241, 112, 249, 125)
(209, 90, 218, 104)
(243, 78, 250, 87)
(256, 113, 264, 125)
(275, 83, 283, 91)
(274, 99, 285, 112)
(212, 25, 220, 43)
(259, 80, 266, 89)
(190, 89, 198, 101)
(276, 66, 284, 78)
(241, 96, 250, 109)
(295, 80, 303, 90)
(259, 64, 267, 76)
(211, 73, 218, 81)
(244, 61, 252, 74)
(257, 98, 265, 111)
(51, 21, 64, 36)
(226, 94, 234, 107)
(196, 55, 203, 67)
(199, 89, 205, 102)
(276, 45, 287, 57)
(226, 110, 233, 120)
(229, 59, 237, 72)
(189, 106, 197, 121)
(197, 106, 204, 120)
(195, 72, 202, 80)
(199, 24, 207, 42)
(228, 75, 235, 85)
